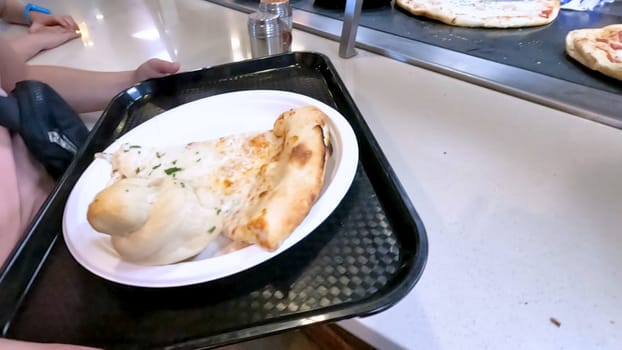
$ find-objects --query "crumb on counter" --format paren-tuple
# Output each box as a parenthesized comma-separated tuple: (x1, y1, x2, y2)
(550, 317, 561, 327)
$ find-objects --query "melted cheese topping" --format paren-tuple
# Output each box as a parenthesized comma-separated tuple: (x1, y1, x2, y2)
(110, 130, 282, 228)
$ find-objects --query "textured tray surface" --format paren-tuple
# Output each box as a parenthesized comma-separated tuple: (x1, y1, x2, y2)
(1, 53, 427, 350)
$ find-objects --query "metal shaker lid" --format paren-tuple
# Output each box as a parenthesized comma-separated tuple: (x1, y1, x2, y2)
(247, 11, 280, 38)
(258, 0, 292, 17)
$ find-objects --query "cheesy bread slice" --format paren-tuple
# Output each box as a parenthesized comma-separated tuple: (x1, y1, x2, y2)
(87, 106, 331, 265)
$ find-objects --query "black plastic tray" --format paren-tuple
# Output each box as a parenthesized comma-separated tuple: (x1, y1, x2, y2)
(0, 52, 428, 349)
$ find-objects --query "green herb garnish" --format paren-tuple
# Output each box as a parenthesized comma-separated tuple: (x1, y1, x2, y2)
(164, 167, 183, 175)
(208, 226, 216, 233)
(152, 164, 161, 170)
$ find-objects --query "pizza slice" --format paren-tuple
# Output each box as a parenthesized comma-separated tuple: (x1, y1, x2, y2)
(566, 24, 622, 81)
(395, 0, 560, 28)
(87, 106, 332, 265)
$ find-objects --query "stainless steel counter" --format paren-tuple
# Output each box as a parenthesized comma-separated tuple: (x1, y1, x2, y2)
(208, 0, 622, 129)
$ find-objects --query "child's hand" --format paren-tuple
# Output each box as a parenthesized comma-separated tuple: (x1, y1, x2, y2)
(134, 59, 181, 82)
(29, 12, 79, 33)
(8, 26, 81, 61)
(28, 26, 81, 51)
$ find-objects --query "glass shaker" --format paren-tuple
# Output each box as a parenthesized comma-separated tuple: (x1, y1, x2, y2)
(258, 0, 292, 52)
(248, 11, 283, 58)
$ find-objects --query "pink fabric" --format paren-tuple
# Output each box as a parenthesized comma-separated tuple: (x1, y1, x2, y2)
(0, 126, 55, 266)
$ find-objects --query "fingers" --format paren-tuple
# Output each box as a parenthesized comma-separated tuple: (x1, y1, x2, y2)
(158, 61, 181, 75)
(52, 30, 81, 48)
(135, 59, 181, 81)
(148, 58, 181, 75)
(62, 30, 81, 42)
(60, 15, 80, 31)
(29, 14, 80, 33)
(28, 26, 81, 51)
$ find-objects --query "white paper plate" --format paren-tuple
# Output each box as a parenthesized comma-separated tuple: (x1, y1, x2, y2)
(63, 90, 359, 287)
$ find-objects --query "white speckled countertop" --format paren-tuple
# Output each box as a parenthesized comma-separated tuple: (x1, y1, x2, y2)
(2, 1, 620, 349)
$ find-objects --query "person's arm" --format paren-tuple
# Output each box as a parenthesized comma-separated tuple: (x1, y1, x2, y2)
(0, 0, 78, 31)
(23, 67, 136, 113)
(0, 338, 99, 350)
(29, 11, 78, 32)
(0, 0, 27, 25)
(8, 26, 80, 61)
(0, 36, 180, 113)
(26, 59, 180, 112)
(0, 35, 28, 91)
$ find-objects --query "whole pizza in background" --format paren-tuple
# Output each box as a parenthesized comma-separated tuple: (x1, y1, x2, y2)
(395, 0, 561, 28)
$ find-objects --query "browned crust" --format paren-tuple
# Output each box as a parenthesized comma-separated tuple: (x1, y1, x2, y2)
(227, 106, 330, 250)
